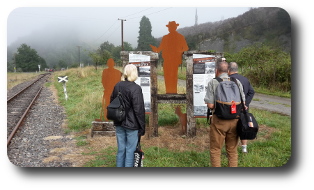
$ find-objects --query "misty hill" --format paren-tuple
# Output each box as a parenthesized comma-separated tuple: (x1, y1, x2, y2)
(7, 22, 96, 69)
(7, 7, 291, 69)
(173, 7, 291, 53)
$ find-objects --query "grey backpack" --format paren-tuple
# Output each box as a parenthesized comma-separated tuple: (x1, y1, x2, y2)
(214, 77, 242, 119)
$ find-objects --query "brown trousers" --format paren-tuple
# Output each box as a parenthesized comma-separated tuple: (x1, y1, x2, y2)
(210, 114, 239, 167)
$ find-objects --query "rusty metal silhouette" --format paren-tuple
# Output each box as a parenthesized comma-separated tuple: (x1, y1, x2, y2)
(174, 105, 187, 134)
(150, 21, 188, 94)
(100, 58, 121, 121)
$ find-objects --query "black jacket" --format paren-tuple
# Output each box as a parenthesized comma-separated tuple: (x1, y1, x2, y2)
(110, 80, 145, 136)
(229, 73, 255, 107)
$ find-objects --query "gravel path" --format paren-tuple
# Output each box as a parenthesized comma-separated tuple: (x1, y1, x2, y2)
(250, 93, 291, 116)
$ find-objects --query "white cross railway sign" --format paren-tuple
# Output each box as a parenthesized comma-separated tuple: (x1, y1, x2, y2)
(58, 76, 68, 100)
(58, 76, 68, 83)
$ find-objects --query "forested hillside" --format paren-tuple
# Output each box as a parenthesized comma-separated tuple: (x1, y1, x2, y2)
(168, 7, 291, 53)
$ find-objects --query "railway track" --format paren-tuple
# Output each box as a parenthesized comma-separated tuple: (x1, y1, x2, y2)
(7, 73, 51, 146)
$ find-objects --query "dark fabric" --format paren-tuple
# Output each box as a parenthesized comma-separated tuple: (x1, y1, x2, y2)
(110, 81, 145, 136)
(237, 112, 259, 140)
(134, 136, 144, 167)
(106, 92, 125, 122)
(229, 73, 255, 107)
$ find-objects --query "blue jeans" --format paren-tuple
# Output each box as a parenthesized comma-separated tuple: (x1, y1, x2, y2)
(115, 126, 138, 167)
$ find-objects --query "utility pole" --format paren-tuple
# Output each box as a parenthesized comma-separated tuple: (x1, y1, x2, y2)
(77, 45, 82, 67)
(118, 18, 126, 51)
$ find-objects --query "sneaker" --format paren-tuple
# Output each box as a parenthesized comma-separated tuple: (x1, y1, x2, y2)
(242, 146, 248, 153)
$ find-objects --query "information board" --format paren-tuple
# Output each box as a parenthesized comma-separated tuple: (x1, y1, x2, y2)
(129, 53, 151, 113)
(192, 54, 216, 117)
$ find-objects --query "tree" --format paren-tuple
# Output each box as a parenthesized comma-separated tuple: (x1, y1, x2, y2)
(112, 42, 133, 66)
(137, 16, 157, 50)
(15, 44, 47, 72)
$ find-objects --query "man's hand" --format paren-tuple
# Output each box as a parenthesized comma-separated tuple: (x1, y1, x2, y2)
(150, 45, 158, 53)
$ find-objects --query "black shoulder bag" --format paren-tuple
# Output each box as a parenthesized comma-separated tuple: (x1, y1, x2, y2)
(231, 78, 259, 140)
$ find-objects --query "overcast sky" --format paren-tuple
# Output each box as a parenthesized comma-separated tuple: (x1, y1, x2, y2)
(7, 7, 250, 48)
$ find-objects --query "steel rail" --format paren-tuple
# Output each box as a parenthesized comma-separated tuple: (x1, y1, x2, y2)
(7, 73, 48, 102)
(7, 86, 43, 146)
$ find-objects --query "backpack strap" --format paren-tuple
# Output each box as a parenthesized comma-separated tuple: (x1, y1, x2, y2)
(214, 77, 223, 82)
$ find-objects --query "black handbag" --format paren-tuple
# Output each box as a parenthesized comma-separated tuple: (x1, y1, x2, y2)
(235, 80, 259, 140)
(107, 91, 126, 123)
(134, 136, 144, 167)
(237, 111, 259, 140)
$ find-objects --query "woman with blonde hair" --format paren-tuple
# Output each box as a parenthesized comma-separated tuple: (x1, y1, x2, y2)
(110, 64, 146, 167)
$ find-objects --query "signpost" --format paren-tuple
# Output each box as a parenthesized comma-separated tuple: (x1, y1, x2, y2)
(58, 76, 68, 100)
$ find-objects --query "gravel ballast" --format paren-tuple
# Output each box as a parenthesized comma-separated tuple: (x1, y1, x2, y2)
(7, 85, 77, 167)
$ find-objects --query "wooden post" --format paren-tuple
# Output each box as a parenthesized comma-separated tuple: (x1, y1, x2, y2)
(150, 59, 158, 137)
(185, 55, 196, 137)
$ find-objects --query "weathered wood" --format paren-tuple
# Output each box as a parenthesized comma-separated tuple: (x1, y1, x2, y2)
(121, 51, 159, 66)
(91, 121, 115, 137)
(186, 55, 196, 137)
(150, 59, 158, 137)
(157, 94, 186, 104)
(183, 51, 224, 58)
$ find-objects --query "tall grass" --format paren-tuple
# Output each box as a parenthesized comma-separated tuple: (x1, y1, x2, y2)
(53, 67, 111, 131)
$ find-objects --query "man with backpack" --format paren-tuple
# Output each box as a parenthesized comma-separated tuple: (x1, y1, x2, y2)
(204, 61, 246, 167)
(228, 62, 255, 153)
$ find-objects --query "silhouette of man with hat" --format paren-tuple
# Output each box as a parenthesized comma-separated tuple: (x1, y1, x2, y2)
(150, 21, 188, 94)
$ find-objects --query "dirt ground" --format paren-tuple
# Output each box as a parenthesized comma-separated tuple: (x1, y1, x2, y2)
(63, 122, 275, 167)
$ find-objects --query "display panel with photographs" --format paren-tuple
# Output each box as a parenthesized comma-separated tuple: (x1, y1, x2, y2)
(193, 54, 216, 117)
(129, 53, 151, 113)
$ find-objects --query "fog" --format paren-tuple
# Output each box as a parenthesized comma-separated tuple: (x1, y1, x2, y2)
(7, 7, 250, 48)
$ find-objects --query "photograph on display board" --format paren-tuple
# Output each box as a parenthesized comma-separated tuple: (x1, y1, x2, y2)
(129, 54, 151, 113)
(193, 54, 216, 117)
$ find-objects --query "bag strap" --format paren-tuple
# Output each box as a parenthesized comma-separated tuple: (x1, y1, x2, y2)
(117, 92, 125, 108)
(230, 77, 247, 114)
(214, 77, 223, 82)
(230, 77, 252, 126)
(137, 136, 141, 150)
(116, 83, 126, 108)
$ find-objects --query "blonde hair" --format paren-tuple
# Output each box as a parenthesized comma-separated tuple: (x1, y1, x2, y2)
(122, 64, 138, 82)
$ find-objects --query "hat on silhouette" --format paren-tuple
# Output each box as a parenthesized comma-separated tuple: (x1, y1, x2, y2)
(166, 21, 179, 27)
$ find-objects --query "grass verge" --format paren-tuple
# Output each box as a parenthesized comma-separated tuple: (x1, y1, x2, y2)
(51, 67, 291, 167)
